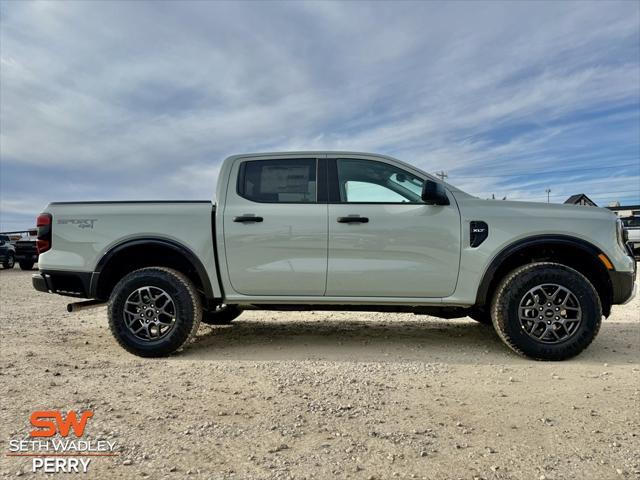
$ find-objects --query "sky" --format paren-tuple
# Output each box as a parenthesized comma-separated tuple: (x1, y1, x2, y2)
(1, 0, 639, 231)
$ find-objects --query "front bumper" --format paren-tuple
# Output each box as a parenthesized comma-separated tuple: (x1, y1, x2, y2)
(609, 262, 636, 305)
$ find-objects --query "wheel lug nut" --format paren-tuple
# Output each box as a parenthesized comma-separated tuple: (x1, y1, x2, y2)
(547, 321, 551, 324)
(539, 316, 543, 319)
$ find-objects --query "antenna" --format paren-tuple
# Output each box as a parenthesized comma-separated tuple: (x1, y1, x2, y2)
(545, 188, 551, 203)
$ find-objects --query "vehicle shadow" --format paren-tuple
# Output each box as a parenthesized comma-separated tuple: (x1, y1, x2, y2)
(182, 314, 639, 365)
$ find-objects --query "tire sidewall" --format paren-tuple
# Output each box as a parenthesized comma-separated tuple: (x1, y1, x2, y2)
(497, 265, 601, 359)
(109, 269, 197, 357)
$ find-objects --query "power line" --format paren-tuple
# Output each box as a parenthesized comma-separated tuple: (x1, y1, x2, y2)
(435, 170, 448, 181)
(450, 162, 640, 179)
(504, 189, 640, 201)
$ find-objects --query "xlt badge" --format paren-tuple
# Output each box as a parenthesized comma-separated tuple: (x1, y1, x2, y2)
(470, 221, 488, 247)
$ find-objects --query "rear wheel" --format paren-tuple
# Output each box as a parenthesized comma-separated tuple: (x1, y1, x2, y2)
(19, 261, 34, 270)
(491, 262, 601, 360)
(202, 304, 243, 325)
(2, 253, 14, 269)
(108, 267, 202, 357)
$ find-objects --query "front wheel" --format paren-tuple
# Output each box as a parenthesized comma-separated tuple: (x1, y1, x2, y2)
(491, 262, 602, 361)
(108, 267, 202, 357)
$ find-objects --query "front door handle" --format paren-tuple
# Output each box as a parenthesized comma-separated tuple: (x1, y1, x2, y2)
(234, 215, 263, 223)
(337, 216, 369, 224)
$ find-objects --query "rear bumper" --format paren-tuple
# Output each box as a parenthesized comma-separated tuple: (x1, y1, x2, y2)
(32, 273, 48, 293)
(32, 270, 93, 298)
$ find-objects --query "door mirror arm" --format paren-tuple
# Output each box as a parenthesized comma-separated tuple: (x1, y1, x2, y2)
(421, 180, 450, 206)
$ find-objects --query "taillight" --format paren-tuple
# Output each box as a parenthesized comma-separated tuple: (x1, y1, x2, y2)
(36, 213, 52, 254)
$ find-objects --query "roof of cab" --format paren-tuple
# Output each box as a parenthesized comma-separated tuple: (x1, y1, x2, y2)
(224, 151, 398, 161)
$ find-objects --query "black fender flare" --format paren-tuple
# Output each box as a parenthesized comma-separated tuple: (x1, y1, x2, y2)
(91, 237, 214, 300)
(475, 234, 610, 307)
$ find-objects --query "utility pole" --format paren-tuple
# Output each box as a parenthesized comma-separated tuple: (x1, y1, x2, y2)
(545, 188, 551, 203)
(435, 170, 448, 181)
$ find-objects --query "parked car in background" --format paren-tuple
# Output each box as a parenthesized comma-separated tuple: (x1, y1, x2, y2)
(15, 237, 38, 270)
(621, 216, 640, 257)
(0, 234, 15, 269)
(32, 151, 637, 360)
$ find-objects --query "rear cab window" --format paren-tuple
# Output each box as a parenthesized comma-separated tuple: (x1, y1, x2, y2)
(237, 159, 317, 203)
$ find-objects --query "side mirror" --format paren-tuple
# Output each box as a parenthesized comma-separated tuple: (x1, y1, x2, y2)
(421, 180, 450, 206)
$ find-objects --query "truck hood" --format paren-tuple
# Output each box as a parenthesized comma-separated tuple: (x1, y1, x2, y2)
(452, 193, 617, 222)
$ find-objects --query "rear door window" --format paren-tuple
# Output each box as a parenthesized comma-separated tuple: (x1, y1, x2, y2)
(238, 159, 317, 203)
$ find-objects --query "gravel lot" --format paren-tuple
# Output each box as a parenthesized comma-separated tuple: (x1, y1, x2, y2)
(1, 268, 638, 479)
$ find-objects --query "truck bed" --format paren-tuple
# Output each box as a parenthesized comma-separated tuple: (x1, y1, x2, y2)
(37, 200, 221, 298)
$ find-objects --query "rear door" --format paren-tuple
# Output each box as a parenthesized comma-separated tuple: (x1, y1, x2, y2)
(222, 156, 328, 296)
(326, 156, 461, 298)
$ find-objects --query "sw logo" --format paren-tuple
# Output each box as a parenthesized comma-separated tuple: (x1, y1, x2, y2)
(30, 410, 94, 438)
(7, 410, 117, 474)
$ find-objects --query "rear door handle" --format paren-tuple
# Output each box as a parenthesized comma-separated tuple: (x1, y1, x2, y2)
(337, 216, 369, 223)
(234, 215, 263, 223)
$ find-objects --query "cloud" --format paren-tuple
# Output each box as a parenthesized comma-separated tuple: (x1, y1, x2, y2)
(1, 0, 639, 229)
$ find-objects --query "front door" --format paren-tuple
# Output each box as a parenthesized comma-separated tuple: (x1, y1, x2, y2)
(223, 156, 328, 296)
(326, 157, 461, 298)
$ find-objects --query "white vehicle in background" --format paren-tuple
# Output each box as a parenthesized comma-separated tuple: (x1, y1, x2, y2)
(32, 151, 636, 360)
(621, 216, 640, 256)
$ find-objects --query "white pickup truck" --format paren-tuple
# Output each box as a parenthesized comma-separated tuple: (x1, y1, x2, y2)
(33, 152, 636, 360)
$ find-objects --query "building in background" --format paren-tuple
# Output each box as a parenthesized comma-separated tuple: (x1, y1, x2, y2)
(606, 203, 640, 218)
(564, 194, 598, 206)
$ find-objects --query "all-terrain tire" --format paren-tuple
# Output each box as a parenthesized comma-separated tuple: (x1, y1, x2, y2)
(202, 304, 243, 325)
(491, 262, 602, 361)
(19, 261, 34, 270)
(108, 267, 202, 357)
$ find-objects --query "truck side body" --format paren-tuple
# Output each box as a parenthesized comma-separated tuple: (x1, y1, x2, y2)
(32, 151, 636, 359)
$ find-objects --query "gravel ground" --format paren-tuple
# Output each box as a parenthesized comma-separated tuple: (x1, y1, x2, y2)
(1, 268, 638, 480)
